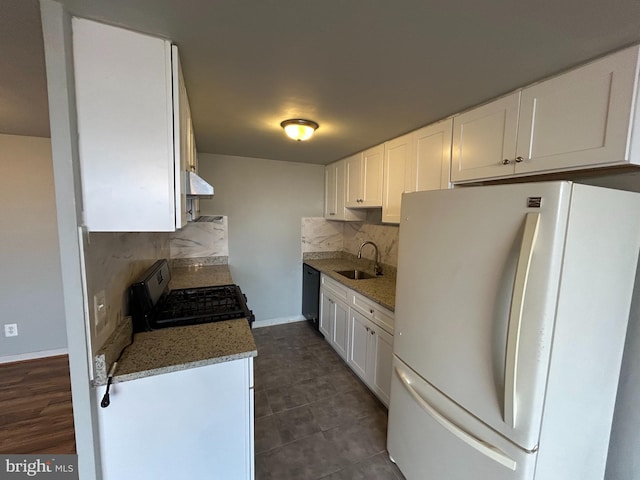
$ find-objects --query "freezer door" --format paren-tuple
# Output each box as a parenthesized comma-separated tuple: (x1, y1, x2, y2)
(388, 356, 537, 480)
(394, 182, 572, 450)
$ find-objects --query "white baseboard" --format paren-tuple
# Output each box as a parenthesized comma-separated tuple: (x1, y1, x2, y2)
(253, 315, 306, 328)
(0, 348, 69, 365)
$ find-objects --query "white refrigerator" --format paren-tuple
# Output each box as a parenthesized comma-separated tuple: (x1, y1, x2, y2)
(387, 181, 640, 480)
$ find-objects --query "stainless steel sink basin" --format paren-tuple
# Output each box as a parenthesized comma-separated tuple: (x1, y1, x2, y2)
(335, 269, 376, 280)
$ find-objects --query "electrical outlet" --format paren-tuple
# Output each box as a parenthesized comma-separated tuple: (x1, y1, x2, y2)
(94, 290, 107, 328)
(4, 324, 18, 337)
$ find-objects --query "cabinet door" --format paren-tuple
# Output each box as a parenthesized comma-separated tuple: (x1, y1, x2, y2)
(324, 164, 337, 219)
(361, 144, 384, 207)
(332, 298, 350, 361)
(73, 18, 177, 232)
(411, 118, 453, 192)
(319, 289, 333, 339)
(96, 359, 253, 479)
(348, 309, 372, 381)
(383, 134, 413, 224)
(335, 160, 365, 221)
(516, 46, 639, 175)
(371, 325, 393, 407)
(451, 92, 520, 183)
(171, 46, 188, 229)
(345, 153, 362, 207)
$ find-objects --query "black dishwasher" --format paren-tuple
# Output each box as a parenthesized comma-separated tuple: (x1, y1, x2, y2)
(302, 264, 321, 332)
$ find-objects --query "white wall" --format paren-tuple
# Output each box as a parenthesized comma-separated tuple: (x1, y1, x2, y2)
(198, 153, 324, 324)
(0, 134, 67, 360)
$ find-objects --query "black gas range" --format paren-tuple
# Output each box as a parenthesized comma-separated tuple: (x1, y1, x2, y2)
(129, 259, 254, 332)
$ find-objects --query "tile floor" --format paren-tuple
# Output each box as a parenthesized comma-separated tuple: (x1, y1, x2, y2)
(252, 321, 405, 480)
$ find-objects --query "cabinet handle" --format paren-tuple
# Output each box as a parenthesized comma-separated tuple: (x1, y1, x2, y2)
(329, 213, 336, 216)
(370, 309, 374, 314)
(515, 156, 525, 163)
(502, 159, 512, 165)
(370, 330, 375, 335)
(365, 326, 370, 332)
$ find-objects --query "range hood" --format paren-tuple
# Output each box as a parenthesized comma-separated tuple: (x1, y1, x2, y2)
(185, 171, 214, 198)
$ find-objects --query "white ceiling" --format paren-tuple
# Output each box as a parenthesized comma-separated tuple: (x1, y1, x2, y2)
(2, 0, 640, 165)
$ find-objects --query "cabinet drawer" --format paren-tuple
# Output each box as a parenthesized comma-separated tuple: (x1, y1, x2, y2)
(351, 292, 394, 334)
(321, 274, 349, 302)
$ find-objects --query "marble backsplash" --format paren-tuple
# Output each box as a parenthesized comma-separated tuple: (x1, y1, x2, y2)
(301, 216, 399, 267)
(343, 221, 399, 267)
(170, 216, 228, 259)
(83, 231, 170, 355)
(85, 216, 230, 357)
(301, 217, 343, 253)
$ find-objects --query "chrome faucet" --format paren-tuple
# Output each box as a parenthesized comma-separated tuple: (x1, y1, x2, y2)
(358, 241, 382, 276)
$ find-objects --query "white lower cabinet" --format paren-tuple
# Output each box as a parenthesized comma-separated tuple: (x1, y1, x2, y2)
(320, 274, 394, 406)
(348, 309, 372, 379)
(95, 358, 254, 480)
(348, 309, 394, 406)
(320, 285, 350, 361)
(371, 325, 393, 406)
(319, 289, 334, 339)
(332, 298, 350, 361)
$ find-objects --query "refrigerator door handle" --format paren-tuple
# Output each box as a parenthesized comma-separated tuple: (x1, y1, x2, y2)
(504, 212, 540, 428)
(395, 367, 517, 471)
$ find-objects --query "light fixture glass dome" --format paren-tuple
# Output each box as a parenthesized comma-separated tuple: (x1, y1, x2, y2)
(280, 119, 319, 141)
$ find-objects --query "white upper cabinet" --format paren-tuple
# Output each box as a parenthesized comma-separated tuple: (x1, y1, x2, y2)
(383, 133, 413, 224)
(516, 46, 640, 174)
(172, 45, 189, 229)
(324, 160, 366, 221)
(410, 118, 453, 192)
(346, 144, 384, 208)
(345, 153, 362, 207)
(325, 164, 337, 219)
(382, 119, 453, 224)
(451, 92, 521, 183)
(452, 45, 640, 183)
(73, 18, 192, 231)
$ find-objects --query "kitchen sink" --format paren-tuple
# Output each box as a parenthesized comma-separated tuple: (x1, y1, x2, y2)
(335, 269, 376, 280)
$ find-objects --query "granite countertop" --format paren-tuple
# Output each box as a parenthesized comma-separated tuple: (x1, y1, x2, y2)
(111, 319, 256, 384)
(169, 264, 234, 289)
(303, 258, 396, 311)
(93, 264, 257, 386)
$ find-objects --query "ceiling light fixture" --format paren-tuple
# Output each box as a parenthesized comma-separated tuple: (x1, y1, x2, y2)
(280, 119, 319, 141)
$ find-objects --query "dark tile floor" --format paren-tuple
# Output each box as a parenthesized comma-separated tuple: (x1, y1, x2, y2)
(253, 321, 405, 480)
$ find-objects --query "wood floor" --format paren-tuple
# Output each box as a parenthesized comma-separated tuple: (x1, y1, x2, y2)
(0, 355, 76, 454)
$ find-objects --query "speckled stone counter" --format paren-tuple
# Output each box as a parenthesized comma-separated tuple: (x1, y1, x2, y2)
(93, 264, 256, 386)
(169, 264, 234, 289)
(304, 258, 396, 311)
(108, 319, 256, 384)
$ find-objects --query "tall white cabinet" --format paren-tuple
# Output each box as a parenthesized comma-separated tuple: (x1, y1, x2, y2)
(73, 18, 196, 231)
